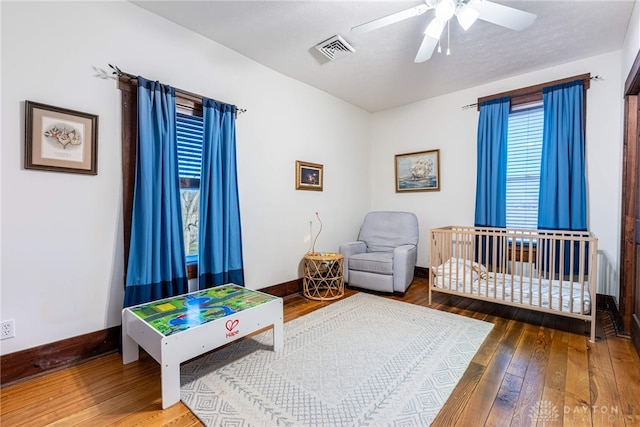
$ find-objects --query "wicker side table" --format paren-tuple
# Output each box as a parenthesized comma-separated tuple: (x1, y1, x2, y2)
(302, 253, 344, 301)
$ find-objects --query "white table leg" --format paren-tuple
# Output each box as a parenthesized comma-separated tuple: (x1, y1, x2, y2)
(160, 349, 181, 409)
(273, 319, 284, 351)
(121, 311, 139, 364)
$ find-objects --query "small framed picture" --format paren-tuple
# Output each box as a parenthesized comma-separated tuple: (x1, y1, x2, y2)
(395, 149, 440, 192)
(296, 160, 323, 191)
(24, 100, 98, 175)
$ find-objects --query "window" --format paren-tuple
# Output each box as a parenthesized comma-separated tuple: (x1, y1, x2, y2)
(176, 112, 204, 263)
(506, 103, 543, 229)
(120, 76, 241, 282)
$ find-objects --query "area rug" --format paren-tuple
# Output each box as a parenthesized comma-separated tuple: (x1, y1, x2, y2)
(180, 293, 493, 427)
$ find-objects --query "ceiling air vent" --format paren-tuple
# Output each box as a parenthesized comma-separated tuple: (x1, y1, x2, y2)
(314, 35, 355, 61)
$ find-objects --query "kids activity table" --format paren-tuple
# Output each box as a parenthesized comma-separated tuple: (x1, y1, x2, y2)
(121, 284, 283, 408)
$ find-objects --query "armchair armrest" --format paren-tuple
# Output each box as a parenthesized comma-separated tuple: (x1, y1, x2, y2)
(339, 241, 366, 283)
(393, 244, 418, 292)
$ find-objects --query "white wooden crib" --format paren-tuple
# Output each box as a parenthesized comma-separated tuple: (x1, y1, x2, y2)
(429, 225, 598, 342)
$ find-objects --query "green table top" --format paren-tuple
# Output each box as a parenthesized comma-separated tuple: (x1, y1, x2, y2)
(129, 284, 278, 336)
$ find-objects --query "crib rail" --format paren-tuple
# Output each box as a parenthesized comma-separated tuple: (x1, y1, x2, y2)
(429, 225, 598, 342)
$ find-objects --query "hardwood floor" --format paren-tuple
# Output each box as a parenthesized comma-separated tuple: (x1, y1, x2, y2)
(2, 278, 639, 426)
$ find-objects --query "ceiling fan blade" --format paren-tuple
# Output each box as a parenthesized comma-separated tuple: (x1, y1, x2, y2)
(474, 0, 536, 31)
(351, 4, 431, 34)
(414, 35, 438, 63)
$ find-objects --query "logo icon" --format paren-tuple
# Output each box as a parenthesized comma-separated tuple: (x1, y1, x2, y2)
(225, 319, 239, 331)
(529, 400, 560, 424)
(225, 319, 240, 338)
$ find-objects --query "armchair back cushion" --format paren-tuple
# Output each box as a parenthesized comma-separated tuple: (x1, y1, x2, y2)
(359, 211, 419, 253)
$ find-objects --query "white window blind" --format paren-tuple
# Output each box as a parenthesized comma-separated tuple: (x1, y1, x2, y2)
(506, 105, 543, 229)
(176, 112, 203, 181)
(176, 112, 204, 258)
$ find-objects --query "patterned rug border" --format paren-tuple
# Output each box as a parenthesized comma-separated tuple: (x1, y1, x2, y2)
(180, 293, 493, 427)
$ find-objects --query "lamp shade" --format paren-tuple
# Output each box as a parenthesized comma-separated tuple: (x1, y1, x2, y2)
(435, 0, 456, 21)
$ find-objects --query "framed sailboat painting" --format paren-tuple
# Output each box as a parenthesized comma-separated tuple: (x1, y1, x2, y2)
(395, 149, 440, 192)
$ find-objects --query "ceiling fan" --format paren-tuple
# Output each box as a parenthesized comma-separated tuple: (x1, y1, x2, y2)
(351, 0, 536, 63)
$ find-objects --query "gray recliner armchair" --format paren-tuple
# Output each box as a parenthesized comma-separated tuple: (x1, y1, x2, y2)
(339, 211, 419, 294)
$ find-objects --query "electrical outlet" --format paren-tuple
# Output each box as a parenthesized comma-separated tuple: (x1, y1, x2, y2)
(1, 319, 15, 340)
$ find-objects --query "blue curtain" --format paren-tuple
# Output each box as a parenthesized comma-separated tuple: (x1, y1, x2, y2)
(198, 98, 245, 289)
(538, 80, 587, 231)
(538, 80, 588, 277)
(124, 76, 188, 307)
(474, 96, 510, 227)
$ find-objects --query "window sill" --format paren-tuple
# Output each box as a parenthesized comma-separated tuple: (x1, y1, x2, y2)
(186, 262, 197, 280)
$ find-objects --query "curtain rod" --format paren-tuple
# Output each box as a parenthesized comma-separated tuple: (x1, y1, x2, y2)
(461, 74, 603, 111)
(109, 64, 247, 116)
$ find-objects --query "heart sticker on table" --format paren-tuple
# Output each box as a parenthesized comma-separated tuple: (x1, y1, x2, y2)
(225, 319, 239, 331)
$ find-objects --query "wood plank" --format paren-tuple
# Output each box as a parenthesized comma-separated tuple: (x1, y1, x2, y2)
(472, 315, 511, 367)
(606, 335, 640, 424)
(46, 380, 162, 426)
(535, 329, 568, 426)
(431, 361, 485, 427)
(535, 387, 565, 426)
(111, 400, 201, 427)
(439, 295, 477, 316)
(458, 317, 525, 425)
(509, 328, 553, 427)
(3, 355, 159, 425)
(588, 327, 625, 427)
(563, 332, 592, 426)
(1, 355, 154, 414)
(485, 373, 524, 427)
(506, 323, 540, 379)
(1, 352, 122, 404)
(543, 329, 568, 392)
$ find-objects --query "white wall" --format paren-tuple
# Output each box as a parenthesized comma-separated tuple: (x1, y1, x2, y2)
(0, 1, 371, 355)
(622, 0, 640, 79)
(371, 52, 624, 299)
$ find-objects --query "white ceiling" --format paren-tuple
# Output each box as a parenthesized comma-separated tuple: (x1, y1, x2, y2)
(131, 1, 636, 112)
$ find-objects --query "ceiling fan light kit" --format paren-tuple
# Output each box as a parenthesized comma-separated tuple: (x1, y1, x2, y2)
(435, 0, 456, 21)
(351, 0, 536, 63)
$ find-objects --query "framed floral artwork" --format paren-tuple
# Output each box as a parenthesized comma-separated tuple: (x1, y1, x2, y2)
(24, 100, 98, 175)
